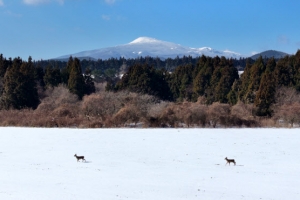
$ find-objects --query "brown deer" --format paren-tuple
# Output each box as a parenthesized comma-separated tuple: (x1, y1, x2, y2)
(225, 157, 236, 165)
(74, 154, 86, 162)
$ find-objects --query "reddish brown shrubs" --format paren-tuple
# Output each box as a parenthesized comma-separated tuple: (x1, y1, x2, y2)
(0, 88, 299, 128)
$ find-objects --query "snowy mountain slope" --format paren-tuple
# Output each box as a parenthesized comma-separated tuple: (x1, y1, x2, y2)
(56, 37, 242, 60)
(1, 128, 300, 200)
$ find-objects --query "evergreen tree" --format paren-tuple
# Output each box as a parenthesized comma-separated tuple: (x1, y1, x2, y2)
(208, 65, 221, 103)
(115, 64, 172, 100)
(238, 57, 265, 104)
(83, 68, 95, 95)
(19, 56, 40, 109)
(249, 56, 265, 91)
(34, 64, 45, 89)
(61, 56, 73, 84)
(292, 50, 300, 91)
(1, 57, 39, 109)
(179, 64, 194, 101)
(1, 58, 22, 109)
(227, 79, 239, 105)
(0, 54, 9, 78)
(169, 64, 194, 101)
(214, 64, 239, 103)
(193, 56, 213, 99)
(274, 56, 292, 87)
(254, 58, 276, 116)
(68, 58, 85, 99)
(237, 59, 253, 103)
(44, 64, 61, 87)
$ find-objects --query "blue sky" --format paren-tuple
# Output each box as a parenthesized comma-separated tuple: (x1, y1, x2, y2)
(0, 0, 299, 60)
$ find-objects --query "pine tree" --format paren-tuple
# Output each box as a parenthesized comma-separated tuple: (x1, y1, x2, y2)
(237, 59, 253, 103)
(1, 57, 39, 109)
(169, 64, 194, 101)
(83, 68, 95, 95)
(115, 64, 172, 100)
(34, 64, 45, 89)
(68, 58, 85, 99)
(254, 58, 276, 116)
(1, 57, 22, 109)
(292, 50, 300, 91)
(61, 56, 73, 84)
(274, 56, 292, 87)
(0, 54, 9, 78)
(18, 56, 40, 109)
(214, 65, 239, 103)
(238, 57, 265, 104)
(44, 64, 61, 87)
(193, 56, 213, 99)
(227, 81, 239, 105)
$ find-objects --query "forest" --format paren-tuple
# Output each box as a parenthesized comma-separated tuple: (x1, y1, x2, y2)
(0, 50, 300, 128)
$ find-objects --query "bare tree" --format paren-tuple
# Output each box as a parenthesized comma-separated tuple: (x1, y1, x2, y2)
(81, 92, 123, 122)
(207, 102, 230, 128)
(159, 103, 178, 127)
(274, 87, 300, 106)
(175, 101, 207, 127)
(189, 103, 207, 127)
(231, 101, 254, 120)
(112, 105, 141, 127)
(273, 102, 300, 127)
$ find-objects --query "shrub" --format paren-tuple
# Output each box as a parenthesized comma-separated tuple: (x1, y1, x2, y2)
(231, 101, 254, 120)
(82, 92, 123, 122)
(159, 103, 178, 127)
(273, 102, 300, 127)
(207, 102, 230, 127)
(112, 105, 141, 127)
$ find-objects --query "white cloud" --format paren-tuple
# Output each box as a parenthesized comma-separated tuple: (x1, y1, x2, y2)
(251, 51, 258, 55)
(104, 0, 116, 4)
(4, 10, 22, 17)
(277, 35, 290, 45)
(102, 14, 111, 21)
(23, 0, 49, 5)
(23, 0, 64, 5)
(56, 0, 64, 5)
(0, 0, 4, 6)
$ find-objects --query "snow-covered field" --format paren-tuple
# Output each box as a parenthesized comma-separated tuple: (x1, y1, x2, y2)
(0, 128, 299, 200)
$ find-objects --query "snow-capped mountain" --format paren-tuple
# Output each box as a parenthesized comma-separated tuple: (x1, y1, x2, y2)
(56, 37, 242, 60)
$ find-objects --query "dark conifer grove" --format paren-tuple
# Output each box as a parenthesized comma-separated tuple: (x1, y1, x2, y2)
(0, 50, 300, 127)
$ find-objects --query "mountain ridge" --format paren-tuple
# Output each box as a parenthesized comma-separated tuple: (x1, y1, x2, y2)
(55, 37, 242, 60)
(250, 50, 289, 60)
(54, 37, 290, 61)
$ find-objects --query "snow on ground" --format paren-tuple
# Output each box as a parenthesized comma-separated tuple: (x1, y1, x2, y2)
(0, 128, 300, 200)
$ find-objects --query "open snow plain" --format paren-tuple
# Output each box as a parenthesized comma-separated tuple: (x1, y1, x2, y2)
(0, 128, 299, 200)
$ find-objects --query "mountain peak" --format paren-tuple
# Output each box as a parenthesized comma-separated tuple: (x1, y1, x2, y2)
(129, 37, 161, 44)
(56, 37, 243, 60)
(250, 50, 289, 59)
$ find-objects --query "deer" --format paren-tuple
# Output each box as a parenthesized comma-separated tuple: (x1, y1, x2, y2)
(74, 154, 86, 162)
(225, 157, 236, 166)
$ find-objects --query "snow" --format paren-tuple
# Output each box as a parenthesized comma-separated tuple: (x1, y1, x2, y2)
(1, 128, 299, 200)
(56, 37, 243, 60)
(198, 47, 213, 51)
(129, 37, 161, 44)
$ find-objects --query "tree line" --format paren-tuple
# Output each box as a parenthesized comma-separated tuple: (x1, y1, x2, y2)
(32, 55, 252, 82)
(110, 50, 300, 117)
(0, 50, 300, 127)
(0, 55, 95, 110)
